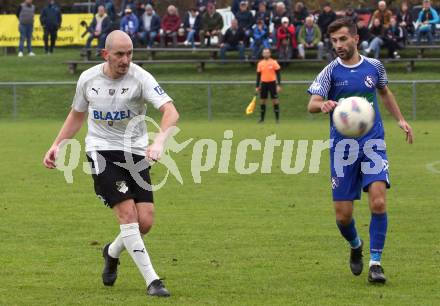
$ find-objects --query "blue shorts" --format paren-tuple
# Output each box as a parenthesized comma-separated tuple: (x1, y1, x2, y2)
(330, 140, 390, 201)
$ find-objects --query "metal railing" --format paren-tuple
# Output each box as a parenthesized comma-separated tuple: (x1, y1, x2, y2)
(1, 80, 440, 120)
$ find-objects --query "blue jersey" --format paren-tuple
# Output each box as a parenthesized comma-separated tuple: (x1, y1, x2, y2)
(307, 56, 388, 146)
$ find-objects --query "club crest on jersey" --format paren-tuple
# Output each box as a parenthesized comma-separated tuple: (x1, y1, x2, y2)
(154, 85, 165, 95)
(109, 89, 115, 96)
(364, 75, 375, 88)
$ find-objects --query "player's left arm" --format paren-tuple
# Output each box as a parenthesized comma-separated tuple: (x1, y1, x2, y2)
(275, 62, 281, 92)
(377, 86, 413, 144)
(147, 101, 180, 161)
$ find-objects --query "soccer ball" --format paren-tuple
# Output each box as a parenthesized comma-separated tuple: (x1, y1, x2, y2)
(332, 96, 375, 137)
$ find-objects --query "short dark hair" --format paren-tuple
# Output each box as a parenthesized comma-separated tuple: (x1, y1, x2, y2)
(327, 18, 357, 36)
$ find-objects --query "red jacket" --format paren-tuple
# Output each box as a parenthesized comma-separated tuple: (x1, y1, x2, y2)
(276, 24, 297, 49)
(161, 14, 181, 32)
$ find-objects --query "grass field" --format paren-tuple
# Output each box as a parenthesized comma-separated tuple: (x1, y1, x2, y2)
(0, 48, 439, 305)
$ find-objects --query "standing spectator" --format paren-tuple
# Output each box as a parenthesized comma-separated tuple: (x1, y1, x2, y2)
(369, 1, 393, 29)
(135, 0, 155, 17)
(357, 20, 371, 53)
(138, 4, 160, 48)
(365, 18, 385, 58)
(94, 0, 116, 22)
(85, 5, 112, 56)
(276, 16, 296, 62)
(292, 1, 308, 29)
(199, 2, 223, 47)
(160, 5, 181, 47)
(16, 0, 35, 57)
(345, 7, 358, 23)
(384, 17, 405, 58)
(231, 0, 241, 16)
(119, 0, 136, 16)
(120, 7, 139, 43)
(298, 16, 324, 60)
(272, 2, 291, 45)
(254, 1, 271, 28)
(255, 48, 282, 123)
(235, 1, 254, 46)
(317, 3, 336, 41)
(183, 8, 201, 48)
(251, 18, 270, 59)
(396, 1, 414, 39)
(416, 0, 439, 45)
(40, 0, 62, 54)
(196, 0, 209, 14)
(220, 19, 245, 61)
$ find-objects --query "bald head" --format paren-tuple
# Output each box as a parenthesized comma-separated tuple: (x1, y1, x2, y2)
(105, 30, 133, 51)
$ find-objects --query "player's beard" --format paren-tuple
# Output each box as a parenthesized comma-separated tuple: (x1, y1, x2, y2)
(336, 44, 356, 61)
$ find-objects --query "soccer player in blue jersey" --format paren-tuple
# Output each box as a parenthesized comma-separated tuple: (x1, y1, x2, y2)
(307, 18, 413, 284)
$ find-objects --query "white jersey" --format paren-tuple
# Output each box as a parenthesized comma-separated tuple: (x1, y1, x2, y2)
(72, 63, 172, 156)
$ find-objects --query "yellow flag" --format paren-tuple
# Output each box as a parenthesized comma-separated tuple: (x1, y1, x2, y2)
(246, 96, 257, 115)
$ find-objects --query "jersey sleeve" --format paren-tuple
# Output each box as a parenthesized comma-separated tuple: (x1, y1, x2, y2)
(375, 60, 388, 89)
(257, 62, 262, 73)
(71, 76, 89, 112)
(274, 60, 281, 70)
(307, 64, 333, 98)
(141, 71, 173, 109)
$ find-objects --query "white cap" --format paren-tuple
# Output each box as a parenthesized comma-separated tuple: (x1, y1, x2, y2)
(281, 17, 289, 23)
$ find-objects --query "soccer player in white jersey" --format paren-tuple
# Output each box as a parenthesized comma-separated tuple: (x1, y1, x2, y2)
(43, 30, 179, 297)
(307, 19, 413, 284)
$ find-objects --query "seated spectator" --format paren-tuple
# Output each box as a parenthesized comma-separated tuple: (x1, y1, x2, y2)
(254, 1, 271, 28)
(220, 19, 245, 61)
(199, 2, 223, 47)
(119, 0, 136, 16)
(86, 5, 112, 55)
(345, 7, 358, 23)
(298, 16, 324, 59)
(276, 17, 296, 62)
(384, 17, 405, 58)
(272, 2, 291, 45)
(94, 0, 115, 22)
(120, 7, 139, 42)
(196, 0, 209, 14)
(136, 1, 155, 17)
(251, 18, 270, 59)
(365, 18, 385, 58)
(416, 0, 439, 45)
(397, 1, 414, 39)
(292, 2, 308, 29)
(317, 3, 336, 41)
(138, 4, 160, 48)
(357, 20, 371, 52)
(183, 8, 201, 48)
(235, 1, 254, 45)
(160, 5, 181, 47)
(369, 1, 392, 29)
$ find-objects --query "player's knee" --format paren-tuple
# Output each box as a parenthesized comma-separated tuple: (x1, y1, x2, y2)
(335, 208, 352, 225)
(370, 197, 386, 213)
(139, 220, 153, 235)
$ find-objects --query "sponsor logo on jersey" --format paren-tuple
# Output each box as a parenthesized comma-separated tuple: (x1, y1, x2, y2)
(92, 87, 100, 95)
(116, 181, 129, 193)
(335, 80, 349, 87)
(109, 89, 115, 96)
(121, 88, 129, 94)
(154, 85, 165, 95)
(364, 75, 375, 88)
(92, 110, 132, 121)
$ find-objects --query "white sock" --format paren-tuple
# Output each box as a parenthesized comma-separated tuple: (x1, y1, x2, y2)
(120, 223, 159, 286)
(369, 260, 381, 267)
(108, 233, 125, 258)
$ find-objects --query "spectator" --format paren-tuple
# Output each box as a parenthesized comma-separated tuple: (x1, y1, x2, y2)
(345, 7, 358, 23)
(220, 19, 245, 61)
(369, 1, 393, 29)
(231, 0, 241, 16)
(251, 18, 270, 59)
(16, 0, 35, 57)
(254, 1, 271, 28)
(396, 1, 414, 39)
(276, 16, 296, 62)
(317, 2, 336, 41)
(119, 0, 136, 16)
(416, 0, 439, 45)
(94, 0, 116, 22)
(292, 1, 308, 29)
(196, 0, 209, 14)
(138, 4, 160, 48)
(357, 20, 371, 53)
(235, 1, 254, 45)
(183, 8, 201, 48)
(199, 2, 223, 47)
(272, 2, 291, 45)
(40, 0, 62, 54)
(85, 5, 112, 55)
(136, 0, 155, 17)
(120, 7, 139, 42)
(384, 17, 405, 58)
(160, 5, 181, 47)
(365, 18, 385, 58)
(298, 16, 324, 60)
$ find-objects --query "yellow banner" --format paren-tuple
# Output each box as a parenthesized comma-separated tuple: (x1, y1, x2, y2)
(0, 14, 95, 47)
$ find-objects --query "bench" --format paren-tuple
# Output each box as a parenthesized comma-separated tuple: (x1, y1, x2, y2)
(382, 57, 440, 72)
(405, 45, 440, 58)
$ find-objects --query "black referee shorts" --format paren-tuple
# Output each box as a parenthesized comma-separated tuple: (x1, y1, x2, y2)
(260, 81, 278, 99)
(86, 150, 154, 208)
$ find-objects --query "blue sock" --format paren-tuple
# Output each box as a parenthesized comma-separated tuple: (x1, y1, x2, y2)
(369, 213, 388, 263)
(337, 219, 361, 248)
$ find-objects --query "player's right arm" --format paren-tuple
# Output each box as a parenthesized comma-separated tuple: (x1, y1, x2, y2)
(43, 109, 86, 169)
(308, 95, 338, 113)
(307, 63, 337, 113)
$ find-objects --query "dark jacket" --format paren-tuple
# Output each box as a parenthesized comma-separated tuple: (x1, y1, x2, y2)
(40, 2, 62, 29)
(222, 27, 245, 46)
(370, 24, 384, 39)
(235, 10, 254, 30)
(140, 13, 161, 32)
(396, 10, 414, 34)
(255, 10, 271, 27)
(272, 12, 291, 30)
(90, 14, 112, 34)
(317, 10, 336, 37)
(292, 7, 308, 27)
(357, 25, 371, 43)
(183, 12, 201, 31)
